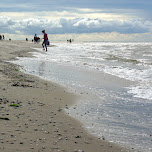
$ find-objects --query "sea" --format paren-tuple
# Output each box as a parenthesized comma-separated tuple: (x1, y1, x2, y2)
(11, 42, 152, 152)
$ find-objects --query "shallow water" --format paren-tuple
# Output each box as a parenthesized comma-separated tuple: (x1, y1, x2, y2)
(12, 42, 152, 151)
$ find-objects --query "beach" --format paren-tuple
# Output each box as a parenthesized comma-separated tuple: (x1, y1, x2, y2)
(0, 40, 132, 152)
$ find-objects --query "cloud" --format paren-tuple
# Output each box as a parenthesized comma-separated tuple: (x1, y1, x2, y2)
(0, 8, 136, 21)
(0, 16, 152, 36)
(1, 0, 152, 11)
(1, 0, 152, 19)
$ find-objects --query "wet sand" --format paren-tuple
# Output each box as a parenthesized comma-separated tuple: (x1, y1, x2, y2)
(0, 40, 133, 152)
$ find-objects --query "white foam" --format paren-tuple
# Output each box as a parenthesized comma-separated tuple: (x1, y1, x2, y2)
(32, 42, 152, 101)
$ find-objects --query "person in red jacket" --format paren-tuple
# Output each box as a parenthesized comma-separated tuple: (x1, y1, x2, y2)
(42, 30, 49, 52)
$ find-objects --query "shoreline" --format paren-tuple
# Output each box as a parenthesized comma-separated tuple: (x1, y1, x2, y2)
(0, 40, 133, 152)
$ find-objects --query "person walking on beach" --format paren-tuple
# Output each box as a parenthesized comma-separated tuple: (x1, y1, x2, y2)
(42, 30, 49, 52)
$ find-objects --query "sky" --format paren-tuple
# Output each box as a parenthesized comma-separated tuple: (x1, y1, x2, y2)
(0, 0, 152, 41)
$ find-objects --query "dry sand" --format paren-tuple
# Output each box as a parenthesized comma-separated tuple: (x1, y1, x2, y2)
(0, 40, 133, 152)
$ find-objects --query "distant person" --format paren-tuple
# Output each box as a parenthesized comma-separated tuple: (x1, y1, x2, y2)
(26, 38, 28, 41)
(34, 34, 37, 41)
(33, 34, 40, 42)
(0, 35, 2, 40)
(42, 30, 49, 52)
(67, 39, 73, 43)
(3, 35, 5, 40)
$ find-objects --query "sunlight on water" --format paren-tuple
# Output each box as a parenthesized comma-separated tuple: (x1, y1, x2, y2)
(32, 42, 152, 100)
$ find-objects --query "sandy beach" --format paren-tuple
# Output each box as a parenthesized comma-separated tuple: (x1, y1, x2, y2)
(0, 40, 133, 152)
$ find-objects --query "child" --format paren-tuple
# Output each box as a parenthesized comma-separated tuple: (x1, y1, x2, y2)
(42, 30, 49, 52)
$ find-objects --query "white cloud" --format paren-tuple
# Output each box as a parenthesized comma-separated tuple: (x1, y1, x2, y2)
(73, 18, 101, 28)
(0, 8, 140, 21)
(0, 16, 15, 26)
(0, 16, 152, 36)
(0, 0, 152, 22)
